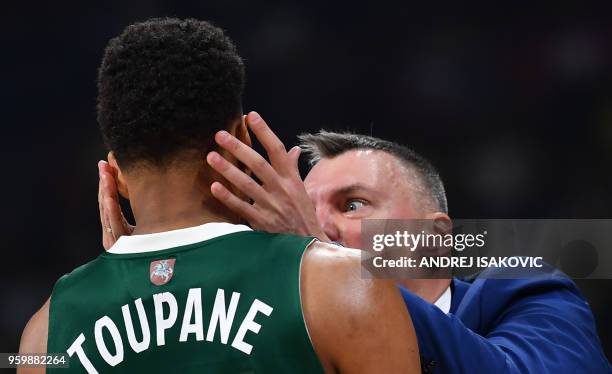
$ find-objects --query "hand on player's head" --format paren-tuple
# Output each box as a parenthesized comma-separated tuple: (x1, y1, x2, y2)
(206, 111, 328, 240)
(97, 160, 134, 250)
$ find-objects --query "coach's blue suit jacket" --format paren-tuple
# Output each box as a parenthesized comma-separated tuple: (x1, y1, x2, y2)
(399, 267, 611, 373)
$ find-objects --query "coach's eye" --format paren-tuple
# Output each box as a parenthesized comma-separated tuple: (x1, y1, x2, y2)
(345, 199, 367, 212)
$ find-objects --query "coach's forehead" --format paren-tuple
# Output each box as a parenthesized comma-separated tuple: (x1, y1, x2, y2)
(304, 149, 412, 199)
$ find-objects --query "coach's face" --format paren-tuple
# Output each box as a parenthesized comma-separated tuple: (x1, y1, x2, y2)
(304, 149, 428, 248)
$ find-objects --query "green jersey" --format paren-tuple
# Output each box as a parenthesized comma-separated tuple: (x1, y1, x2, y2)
(47, 223, 323, 373)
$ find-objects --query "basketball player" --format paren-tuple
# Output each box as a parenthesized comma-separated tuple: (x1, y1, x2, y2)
(18, 18, 420, 373)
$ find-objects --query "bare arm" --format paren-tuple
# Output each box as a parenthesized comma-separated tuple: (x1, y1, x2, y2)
(18, 298, 50, 374)
(302, 242, 420, 373)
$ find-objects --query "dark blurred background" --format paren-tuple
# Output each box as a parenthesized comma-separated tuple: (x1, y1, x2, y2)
(1, 0, 611, 359)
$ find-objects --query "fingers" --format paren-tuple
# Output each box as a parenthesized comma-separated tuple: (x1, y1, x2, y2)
(101, 171, 130, 238)
(288, 146, 302, 177)
(245, 111, 291, 173)
(98, 161, 112, 249)
(213, 130, 279, 186)
(214, 111, 297, 183)
(98, 161, 105, 217)
(206, 151, 268, 203)
(210, 182, 263, 224)
(104, 195, 128, 240)
(98, 160, 131, 250)
(99, 160, 119, 200)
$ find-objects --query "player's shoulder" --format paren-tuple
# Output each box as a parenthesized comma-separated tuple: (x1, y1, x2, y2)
(50, 256, 107, 300)
(299, 241, 418, 372)
(233, 230, 317, 251)
(60, 256, 103, 280)
(304, 240, 362, 264)
(300, 240, 399, 306)
(302, 240, 362, 280)
(301, 240, 407, 312)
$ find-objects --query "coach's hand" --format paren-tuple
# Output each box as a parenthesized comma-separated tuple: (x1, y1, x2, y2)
(98, 160, 134, 250)
(206, 111, 330, 241)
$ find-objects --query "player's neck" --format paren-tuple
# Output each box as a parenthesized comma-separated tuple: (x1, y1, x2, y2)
(127, 172, 241, 235)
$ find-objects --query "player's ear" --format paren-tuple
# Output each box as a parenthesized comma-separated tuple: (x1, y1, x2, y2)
(235, 114, 252, 148)
(107, 151, 130, 200)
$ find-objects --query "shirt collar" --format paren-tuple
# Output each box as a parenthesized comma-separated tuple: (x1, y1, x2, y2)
(107, 222, 252, 254)
(433, 286, 452, 314)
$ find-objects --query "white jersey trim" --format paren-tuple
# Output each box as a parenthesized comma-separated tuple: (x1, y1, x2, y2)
(107, 222, 252, 254)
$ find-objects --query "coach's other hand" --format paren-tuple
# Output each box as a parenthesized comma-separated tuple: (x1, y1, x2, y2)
(98, 160, 134, 250)
(207, 111, 330, 241)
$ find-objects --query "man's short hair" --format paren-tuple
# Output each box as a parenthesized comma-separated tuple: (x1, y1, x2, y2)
(98, 17, 245, 170)
(298, 130, 449, 213)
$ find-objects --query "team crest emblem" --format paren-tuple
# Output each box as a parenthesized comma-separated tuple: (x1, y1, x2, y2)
(150, 259, 176, 286)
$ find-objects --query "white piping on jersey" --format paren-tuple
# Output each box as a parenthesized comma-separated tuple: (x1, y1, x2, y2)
(107, 222, 252, 254)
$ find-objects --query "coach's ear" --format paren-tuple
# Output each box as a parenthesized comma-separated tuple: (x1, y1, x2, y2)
(426, 212, 452, 255)
(107, 152, 130, 200)
(427, 212, 452, 235)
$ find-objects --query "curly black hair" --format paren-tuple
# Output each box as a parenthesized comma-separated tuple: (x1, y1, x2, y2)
(97, 18, 245, 169)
